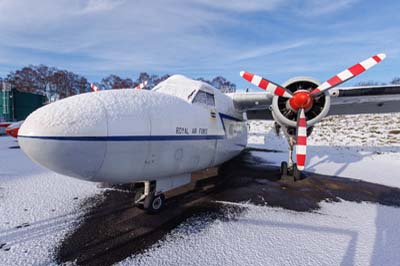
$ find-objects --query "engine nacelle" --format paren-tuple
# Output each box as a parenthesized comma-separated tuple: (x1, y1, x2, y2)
(271, 76, 331, 130)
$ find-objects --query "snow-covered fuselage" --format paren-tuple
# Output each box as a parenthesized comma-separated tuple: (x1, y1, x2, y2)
(18, 75, 247, 183)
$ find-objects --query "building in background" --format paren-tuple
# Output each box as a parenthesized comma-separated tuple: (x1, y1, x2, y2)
(0, 82, 45, 128)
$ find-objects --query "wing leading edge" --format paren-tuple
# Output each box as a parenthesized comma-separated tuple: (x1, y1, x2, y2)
(329, 84, 400, 116)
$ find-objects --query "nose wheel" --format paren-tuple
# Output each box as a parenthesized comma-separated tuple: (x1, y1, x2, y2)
(280, 161, 303, 181)
(280, 137, 303, 181)
(133, 174, 191, 214)
(135, 181, 166, 214)
(144, 193, 165, 214)
(280, 161, 288, 176)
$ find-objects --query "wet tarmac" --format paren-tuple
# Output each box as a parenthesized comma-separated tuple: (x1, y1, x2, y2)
(56, 150, 400, 266)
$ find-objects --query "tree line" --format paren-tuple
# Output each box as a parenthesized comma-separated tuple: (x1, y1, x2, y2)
(0, 64, 237, 102)
(2, 64, 398, 102)
(357, 77, 400, 86)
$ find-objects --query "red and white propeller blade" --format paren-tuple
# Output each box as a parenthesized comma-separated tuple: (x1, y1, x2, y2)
(134, 80, 148, 90)
(310, 53, 386, 96)
(90, 83, 100, 92)
(296, 108, 307, 171)
(240, 71, 293, 98)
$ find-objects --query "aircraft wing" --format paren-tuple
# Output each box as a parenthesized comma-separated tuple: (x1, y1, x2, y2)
(230, 92, 274, 120)
(231, 84, 400, 120)
(328, 85, 400, 115)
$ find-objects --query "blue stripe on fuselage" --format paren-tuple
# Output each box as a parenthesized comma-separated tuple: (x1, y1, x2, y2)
(18, 113, 243, 142)
(18, 135, 225, 141)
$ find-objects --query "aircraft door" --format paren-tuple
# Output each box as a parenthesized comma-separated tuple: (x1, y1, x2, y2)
(206, 92, 218, 166)
(191, 90, 218, 166)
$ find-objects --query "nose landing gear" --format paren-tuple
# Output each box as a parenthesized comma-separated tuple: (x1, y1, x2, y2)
(280, 162, 303, 181)
(134, 174, 192, 214)
(280, 137, 303, 181)
(135, 181, 166, 214)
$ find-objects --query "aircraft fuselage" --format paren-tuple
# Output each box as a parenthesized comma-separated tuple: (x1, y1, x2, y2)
(18, 75, 247, 183)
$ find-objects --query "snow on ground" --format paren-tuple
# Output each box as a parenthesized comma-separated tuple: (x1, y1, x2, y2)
(1, 113, 400, 265)
(0, 137, 100, 265)
(120, 113, 400, 266)
(249, 113, 400, 148)
(121, 201, 400, 266)
(249, 113, 400, 187)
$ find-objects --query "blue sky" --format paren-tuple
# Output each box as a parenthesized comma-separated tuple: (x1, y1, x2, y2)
(0, 0, 399, 91)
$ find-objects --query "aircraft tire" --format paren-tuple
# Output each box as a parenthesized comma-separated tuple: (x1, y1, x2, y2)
(144, 193, 165, 214)
(280, 161, 288, 177)
(293, 164, 302, 181)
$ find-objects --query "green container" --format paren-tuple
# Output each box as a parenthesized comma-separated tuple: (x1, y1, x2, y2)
(0, 89, 45, 122)
(0, 89, 12, 121)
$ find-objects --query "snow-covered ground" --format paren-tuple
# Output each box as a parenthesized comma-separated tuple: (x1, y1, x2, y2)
(249, 113, 400, 188)
(121, 113, 400, 266)
(1, 113, 400, 265)
(121, 201, 400, 266)
(0, 137, 100, 265)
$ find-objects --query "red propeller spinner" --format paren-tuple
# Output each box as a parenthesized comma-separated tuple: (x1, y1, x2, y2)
(288, 90, 313, 111)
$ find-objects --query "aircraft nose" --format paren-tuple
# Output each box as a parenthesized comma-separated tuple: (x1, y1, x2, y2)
(18, 93, 108, 180)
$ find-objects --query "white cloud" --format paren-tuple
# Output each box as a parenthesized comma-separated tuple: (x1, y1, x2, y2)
(192, 0, 287, 12)
(232, 40, 312, 61)
(0, 1, 236, 78)
(296, 0, 360, 15)
(78, 0, 125, 14)
(0, 0, 397, 86)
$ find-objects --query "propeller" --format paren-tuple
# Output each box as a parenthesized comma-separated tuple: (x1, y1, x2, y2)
(240, 53, 386, 172)
(310, 53, 386, 96)
(240, 71, 293, 98)
(296, 109, 307, 171)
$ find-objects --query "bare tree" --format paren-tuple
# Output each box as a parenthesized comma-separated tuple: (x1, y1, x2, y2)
(6, 66, 38, 93)
(6, 65, 90, 101)
(100, 75, 134, 90)
(390, 77, 400, 84)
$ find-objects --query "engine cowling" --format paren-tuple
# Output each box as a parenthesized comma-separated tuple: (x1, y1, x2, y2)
(271, 76, 331, 130)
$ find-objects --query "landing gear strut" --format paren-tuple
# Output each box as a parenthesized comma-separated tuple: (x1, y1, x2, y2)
(134, 174, 192, 214)
(280, 137, 303, 181)
(135, 181, 165, 214)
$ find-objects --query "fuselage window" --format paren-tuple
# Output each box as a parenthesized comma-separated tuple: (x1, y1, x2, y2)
(193, 91, 215, 108)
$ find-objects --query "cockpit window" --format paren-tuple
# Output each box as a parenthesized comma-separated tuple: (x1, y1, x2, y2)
(192, 90, 215, 107)
(206, 92, 215, 106)
(187, 89, 196, 100)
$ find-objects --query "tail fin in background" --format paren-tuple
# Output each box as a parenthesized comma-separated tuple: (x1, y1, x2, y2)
(134, 80, 148, 90)
(90, 83, 100, 92)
